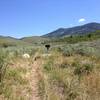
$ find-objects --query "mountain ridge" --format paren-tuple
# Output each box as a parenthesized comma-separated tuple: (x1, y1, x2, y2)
(42, 22, 100, 38)
(0, 22, 100, 45)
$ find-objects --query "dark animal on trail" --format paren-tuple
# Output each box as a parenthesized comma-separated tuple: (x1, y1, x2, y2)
(45, 44, 50, 51)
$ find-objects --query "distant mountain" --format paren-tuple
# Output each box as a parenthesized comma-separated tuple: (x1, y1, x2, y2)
(0, 36, 31, 47)
(0, 22, 100, 47)
(0, 35, 50, 47)
(42, 22, 100, 38)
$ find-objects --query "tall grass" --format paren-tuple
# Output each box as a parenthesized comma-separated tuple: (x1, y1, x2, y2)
(40, 47, 100, 100)
(0, 50, 8, 83)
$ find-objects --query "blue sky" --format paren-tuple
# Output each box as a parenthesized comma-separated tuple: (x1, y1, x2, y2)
(0, 0, 100, 38)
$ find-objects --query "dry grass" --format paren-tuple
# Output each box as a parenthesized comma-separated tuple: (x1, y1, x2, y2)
(0, 43, 100, 100)
(0, 56, 41, 100)
(40, 50, 100, 100)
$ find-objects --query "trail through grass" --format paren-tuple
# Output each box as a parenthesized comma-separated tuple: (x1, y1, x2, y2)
(0, 52, 42, 100)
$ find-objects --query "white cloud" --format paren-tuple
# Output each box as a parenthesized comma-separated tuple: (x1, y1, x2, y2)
(78, 18, 86, 23)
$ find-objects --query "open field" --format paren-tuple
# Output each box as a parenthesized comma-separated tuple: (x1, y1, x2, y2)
(0, 0, 100, 99)
(0, 38, 100, 100)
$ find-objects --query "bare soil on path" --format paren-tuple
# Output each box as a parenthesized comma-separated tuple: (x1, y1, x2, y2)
(29, 58, 42, 100)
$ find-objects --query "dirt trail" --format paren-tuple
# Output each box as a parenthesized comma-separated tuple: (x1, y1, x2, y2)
(0, 52, 44, 100)
(29, 58, 42, 100)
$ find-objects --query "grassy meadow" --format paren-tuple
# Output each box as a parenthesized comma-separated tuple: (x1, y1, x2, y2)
(0, 34, 100, 100)
(40, 42, 100, 100)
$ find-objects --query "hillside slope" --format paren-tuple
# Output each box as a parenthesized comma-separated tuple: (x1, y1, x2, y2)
(0, 36, 31, 47)
(20, 36, 50, 44)
(42, 22, 100, 38)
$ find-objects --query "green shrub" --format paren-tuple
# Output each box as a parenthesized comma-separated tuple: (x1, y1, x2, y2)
(44, 60, 54, 72)
(75, 46, 95, 56)
(0, 50, 8, 82)
(62, 46, 74, 57)
(74, 63, 93, 76)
